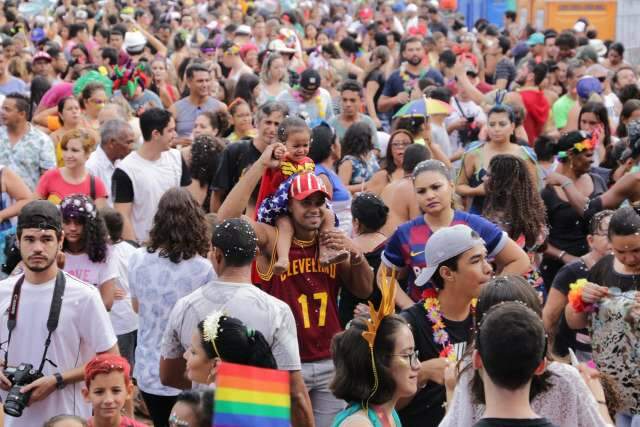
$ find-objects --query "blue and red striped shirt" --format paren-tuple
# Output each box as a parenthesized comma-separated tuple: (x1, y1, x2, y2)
(382, 210, 508, 301)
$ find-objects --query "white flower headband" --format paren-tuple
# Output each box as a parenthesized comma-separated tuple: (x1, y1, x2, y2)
(202, 311, 224, 358)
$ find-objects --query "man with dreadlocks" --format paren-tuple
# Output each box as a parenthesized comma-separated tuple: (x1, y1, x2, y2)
(112, 64, 162, 115)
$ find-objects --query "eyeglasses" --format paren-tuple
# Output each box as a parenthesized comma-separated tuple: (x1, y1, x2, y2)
(391, 350, 420, 367)
(391, 142, 411, 149)
(169, 414, 190, 427)
(597, 76, 607, 83)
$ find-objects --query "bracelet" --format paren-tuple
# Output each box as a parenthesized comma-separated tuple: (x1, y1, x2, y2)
(558, 250, 566, 261)
(561, 180, 574, 189)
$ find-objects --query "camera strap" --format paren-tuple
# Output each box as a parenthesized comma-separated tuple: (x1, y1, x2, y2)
(4, 271, 66, 373)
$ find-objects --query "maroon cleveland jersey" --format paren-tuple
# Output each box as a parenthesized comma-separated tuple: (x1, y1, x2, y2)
(258, 240, 342, 362)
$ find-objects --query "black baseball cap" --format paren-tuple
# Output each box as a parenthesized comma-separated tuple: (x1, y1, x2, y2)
(17, 200, 62, 233)
(300, 69, 321, 91)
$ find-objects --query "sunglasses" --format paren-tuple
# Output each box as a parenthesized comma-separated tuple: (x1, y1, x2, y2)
(596, 76, 607, 83)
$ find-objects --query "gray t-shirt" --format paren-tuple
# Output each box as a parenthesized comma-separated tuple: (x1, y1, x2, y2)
(161, 279, 301, 371)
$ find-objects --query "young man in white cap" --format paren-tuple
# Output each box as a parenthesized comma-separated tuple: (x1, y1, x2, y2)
(399, 224, 493, 427)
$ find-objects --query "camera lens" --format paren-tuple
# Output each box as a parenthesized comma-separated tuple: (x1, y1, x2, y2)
(4, 397, 24, 417)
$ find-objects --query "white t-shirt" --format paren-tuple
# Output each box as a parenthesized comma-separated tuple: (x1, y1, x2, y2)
(63, 251, 118, 288)
(446, 98, 487, 150)
(0, 272, 117, 427)
(116, 149, 183, 242)
(109, 242, 139, 336)
(161, 280, 301, 372)
(431, 122, 452, 158)
(129, 249, 215, 396)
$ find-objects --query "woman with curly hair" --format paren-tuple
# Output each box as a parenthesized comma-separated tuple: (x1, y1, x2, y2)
(60, 194, 116, 311)
(338, 121, 380, 194)
(482, 154, 548, 291)
(186, 135, 226, 212)
(128, 187, 215, 426)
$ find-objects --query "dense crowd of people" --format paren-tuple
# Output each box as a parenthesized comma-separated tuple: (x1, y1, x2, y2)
(0, 0, 638, 426)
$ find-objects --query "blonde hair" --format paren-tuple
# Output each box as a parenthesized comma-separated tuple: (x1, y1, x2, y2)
(60, 129, 97, 154)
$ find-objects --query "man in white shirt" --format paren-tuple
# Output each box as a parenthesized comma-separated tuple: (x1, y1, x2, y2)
(0, 201, 118, 427)
(159, 218, 314, 427)
(86, 119, 135, 204)
(112, 108, 191, 242)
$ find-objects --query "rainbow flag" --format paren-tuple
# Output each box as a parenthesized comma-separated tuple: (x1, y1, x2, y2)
(213, 362, 291, 427)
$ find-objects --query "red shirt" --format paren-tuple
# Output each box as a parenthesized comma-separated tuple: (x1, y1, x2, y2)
(520, 89, 550, 145)
(257, 240, 342, 362)
(36, 168, 108, 205)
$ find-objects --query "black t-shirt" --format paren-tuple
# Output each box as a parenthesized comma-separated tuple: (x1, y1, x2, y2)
(399, 303, 473, 427)
(112, 156, 191, 203)
(474, 417, 557, 427)
(364, 70, 386, 116)
(551, 259, 591, 355)
(541, 173, 607, 256)
(588, 254, 640, 292)
(212, 138, 262, 204)
(338, 242, 384, 327)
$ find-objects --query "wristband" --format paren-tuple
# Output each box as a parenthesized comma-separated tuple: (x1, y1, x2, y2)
(558, 250, 566, 261)
(54, 372, 65, 390)
(561, 180, 573, 189)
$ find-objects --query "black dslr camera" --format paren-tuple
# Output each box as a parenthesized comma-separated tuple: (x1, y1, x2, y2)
(3, 363, 43, 417)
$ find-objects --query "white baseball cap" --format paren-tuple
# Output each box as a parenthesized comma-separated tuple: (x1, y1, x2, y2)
(414, 225, 486, 287)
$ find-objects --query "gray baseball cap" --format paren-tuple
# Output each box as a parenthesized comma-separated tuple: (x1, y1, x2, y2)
(415, 224, 486, 287)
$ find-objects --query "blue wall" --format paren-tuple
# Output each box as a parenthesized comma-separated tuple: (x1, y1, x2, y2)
(458, 0, 511, 29)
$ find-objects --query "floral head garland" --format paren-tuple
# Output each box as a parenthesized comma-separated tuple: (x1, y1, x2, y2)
(112, 64, 150, 98)
(60, 194, 97, 220)
(202, 311, 225, 358)
(361, 264, 397, 409)
(556, 132, 597, 159)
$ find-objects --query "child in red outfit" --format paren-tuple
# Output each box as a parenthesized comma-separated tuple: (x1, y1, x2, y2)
(82, 354, 146, 427)
(257, 117, 347, 274)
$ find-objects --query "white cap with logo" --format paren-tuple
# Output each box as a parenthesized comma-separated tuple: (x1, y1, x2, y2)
(414, 224, 486, 287)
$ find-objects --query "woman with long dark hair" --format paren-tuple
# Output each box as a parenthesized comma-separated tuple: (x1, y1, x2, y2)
(186, 135, 225, 212)
(483, 154, 548, 291)
(338, 122, 379, 194)
(60, 194, 116, 311)
(128, 188, 215, 426)
(232, 73, 260, 111)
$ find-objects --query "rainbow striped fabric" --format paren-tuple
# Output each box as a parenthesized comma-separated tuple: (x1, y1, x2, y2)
(213, 362, 291, 427)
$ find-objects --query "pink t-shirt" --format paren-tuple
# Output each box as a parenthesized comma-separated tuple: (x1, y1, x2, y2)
(36, 168, 107, 205)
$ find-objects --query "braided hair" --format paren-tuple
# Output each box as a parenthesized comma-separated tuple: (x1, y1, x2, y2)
(482, 155, 547, 248)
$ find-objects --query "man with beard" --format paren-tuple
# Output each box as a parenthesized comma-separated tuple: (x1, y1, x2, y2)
(217, 147, 373, 427)
(0, 201, 117, 427)
(378, 36, 444, 116)
(506, 60, 552, 144)
(211, 101, 288, 215)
